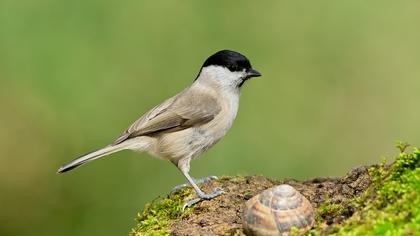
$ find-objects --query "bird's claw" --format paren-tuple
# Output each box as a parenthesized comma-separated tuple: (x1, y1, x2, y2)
(171, 176, 219, 193)
(182, 188, 224, 211)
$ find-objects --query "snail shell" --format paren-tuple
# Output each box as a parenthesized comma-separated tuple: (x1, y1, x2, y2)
(243, 184, 314, 236)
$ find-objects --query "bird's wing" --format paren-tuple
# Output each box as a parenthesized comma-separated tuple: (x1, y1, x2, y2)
(112, 89, 221, 145)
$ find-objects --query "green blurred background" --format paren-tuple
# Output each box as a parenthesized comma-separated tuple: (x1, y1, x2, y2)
(1, 0, 419, 235)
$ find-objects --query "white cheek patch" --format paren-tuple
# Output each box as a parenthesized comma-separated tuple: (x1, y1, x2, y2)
(200, 66, 246, 87)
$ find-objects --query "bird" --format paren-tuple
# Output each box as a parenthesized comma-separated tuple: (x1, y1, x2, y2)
(57, 49, 261, 209)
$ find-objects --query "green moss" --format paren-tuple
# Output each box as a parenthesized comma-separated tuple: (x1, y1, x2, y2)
(288, 226, 303, 236)
(130, 188, 194, 236)
(337, 146, 420, 235)
(317, 203, 348, 221)
(306, 144, 419, 236)
(306, 202, 349, 235)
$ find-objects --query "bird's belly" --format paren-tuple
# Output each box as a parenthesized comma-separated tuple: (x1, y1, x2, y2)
(156, 120, 233, 161)
(152, 96, 238, 162)
(155, 128, 218, 161)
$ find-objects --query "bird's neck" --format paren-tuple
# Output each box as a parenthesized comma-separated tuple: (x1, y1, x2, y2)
(193, 76, 240, 98)
(194, 68, 242, 95)
(192, 78, 240, 119)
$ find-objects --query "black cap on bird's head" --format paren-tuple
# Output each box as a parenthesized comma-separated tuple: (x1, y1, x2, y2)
(201, 50, 261, 79)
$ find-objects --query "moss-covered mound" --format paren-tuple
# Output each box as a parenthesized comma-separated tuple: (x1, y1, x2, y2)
(335, 144, 419, 235)
(130, 144, 419, 236)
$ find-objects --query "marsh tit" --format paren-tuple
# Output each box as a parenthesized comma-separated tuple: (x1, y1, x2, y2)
(58, 50, 261, 208)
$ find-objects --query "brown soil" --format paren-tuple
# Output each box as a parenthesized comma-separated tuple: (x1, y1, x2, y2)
(170, 166, 372, 236)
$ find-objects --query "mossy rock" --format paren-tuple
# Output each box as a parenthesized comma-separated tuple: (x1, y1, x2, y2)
(130, 144, 419, 236)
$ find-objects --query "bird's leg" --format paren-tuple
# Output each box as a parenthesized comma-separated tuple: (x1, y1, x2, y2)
(180, 170, 224, 210)
(175, 158, 223, 210)
(171, 176, 219, 193)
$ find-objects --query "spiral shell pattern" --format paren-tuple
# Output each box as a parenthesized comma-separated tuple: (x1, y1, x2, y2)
(243, 184, 314, 236)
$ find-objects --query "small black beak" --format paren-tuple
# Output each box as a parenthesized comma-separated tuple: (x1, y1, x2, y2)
(247, 68, 262, 78)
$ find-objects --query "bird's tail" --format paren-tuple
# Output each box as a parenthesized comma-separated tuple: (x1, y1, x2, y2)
(57, 140, 139, 173)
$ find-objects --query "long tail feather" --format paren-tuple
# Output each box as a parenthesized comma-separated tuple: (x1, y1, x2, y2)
(57, 143, 128, 173)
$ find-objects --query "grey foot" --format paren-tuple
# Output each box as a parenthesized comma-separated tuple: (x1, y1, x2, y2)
(182, 188, 224, 211)
(171, 176, 219, 193)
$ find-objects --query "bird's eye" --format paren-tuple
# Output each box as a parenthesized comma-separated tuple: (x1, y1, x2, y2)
(228, 65, 238, 72)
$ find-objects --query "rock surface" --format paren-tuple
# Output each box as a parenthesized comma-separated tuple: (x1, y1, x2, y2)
(169, 167, 371, 235)
(130, 145, 419, 236)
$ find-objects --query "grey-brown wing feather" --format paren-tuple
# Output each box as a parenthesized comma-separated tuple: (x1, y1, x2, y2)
(112, 90, 221, 145)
